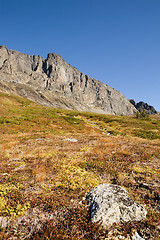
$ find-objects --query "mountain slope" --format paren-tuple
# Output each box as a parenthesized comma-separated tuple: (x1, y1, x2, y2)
(0, 45, 136, 115)
(0, 93, 159, 239)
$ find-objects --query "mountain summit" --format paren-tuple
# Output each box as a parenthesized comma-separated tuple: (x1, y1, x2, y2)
(0, 46, 136, 115)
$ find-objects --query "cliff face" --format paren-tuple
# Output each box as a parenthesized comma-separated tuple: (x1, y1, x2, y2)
(0, 45, 136, 115)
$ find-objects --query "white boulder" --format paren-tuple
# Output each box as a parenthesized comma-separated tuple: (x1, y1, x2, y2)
(86, 184, 147, 227)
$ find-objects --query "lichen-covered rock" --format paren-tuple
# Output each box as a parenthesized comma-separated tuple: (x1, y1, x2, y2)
(86, 184, 147, 227)
(0, 46, 136, 115)
(0, 216, 9, 229)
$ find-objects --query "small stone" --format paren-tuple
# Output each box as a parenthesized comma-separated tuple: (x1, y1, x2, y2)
(64, 138, 77, 142)
(118, 236, 125, 239)
(13, 164, 26, 171)
(132, 232, 144, 240)
(0, 216, 9, 229)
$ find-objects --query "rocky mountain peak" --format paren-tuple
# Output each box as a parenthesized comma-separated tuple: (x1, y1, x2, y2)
(0, 45, 8, 51)
(0, 46, 137, 115)
(47, 52, 63, 61)
(129, 99, 157, 115)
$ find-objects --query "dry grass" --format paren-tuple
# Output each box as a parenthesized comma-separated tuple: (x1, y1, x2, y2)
(0, 92, 159, 239)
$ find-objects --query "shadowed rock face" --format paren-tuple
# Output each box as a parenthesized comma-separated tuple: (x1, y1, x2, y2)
(86, 184, 147, 227)
(129, 99, 157, 115)
(0, 45, 136, 115)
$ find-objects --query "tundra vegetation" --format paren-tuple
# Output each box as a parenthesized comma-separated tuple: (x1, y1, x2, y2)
(0, 92, 159, 239)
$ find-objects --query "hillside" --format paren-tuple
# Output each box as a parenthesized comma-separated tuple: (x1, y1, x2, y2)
(0, 93, 159, 239)
(0, 46, 136, 115)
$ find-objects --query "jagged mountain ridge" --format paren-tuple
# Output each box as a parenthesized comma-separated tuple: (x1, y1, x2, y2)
(0, 45, 136, 115)
(129, 99, 157, 115)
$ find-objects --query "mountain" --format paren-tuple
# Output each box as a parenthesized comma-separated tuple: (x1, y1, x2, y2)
(129, 99, 157, 115)
(0, 45, 136, 115)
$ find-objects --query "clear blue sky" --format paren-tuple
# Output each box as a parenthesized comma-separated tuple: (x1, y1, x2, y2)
(1, 0, 160, 111)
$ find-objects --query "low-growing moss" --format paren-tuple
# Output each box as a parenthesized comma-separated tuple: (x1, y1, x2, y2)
(0, 183, 30, 218)
(17, 98, 31, 107)
(62, 116, 82, 125)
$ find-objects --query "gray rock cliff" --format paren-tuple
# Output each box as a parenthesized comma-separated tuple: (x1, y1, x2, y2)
(0, 46, 136, 115)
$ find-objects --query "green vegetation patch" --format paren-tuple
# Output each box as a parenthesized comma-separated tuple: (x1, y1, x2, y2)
(134, 129, 160, 139)
(62, 116, 83, 125)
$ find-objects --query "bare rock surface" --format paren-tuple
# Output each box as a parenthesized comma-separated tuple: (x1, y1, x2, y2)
(86, 184, 147, 227)
(0, 45, 136, 115)
(132, 231, 145, 240)
(0, 216, 9, 229)
(129, 99, 157, 114)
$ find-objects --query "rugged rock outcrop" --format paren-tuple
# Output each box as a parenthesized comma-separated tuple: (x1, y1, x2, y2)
(0, 45, 136, 115)
(86, 184, 147, 227)
(129, 99, 157, 114)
